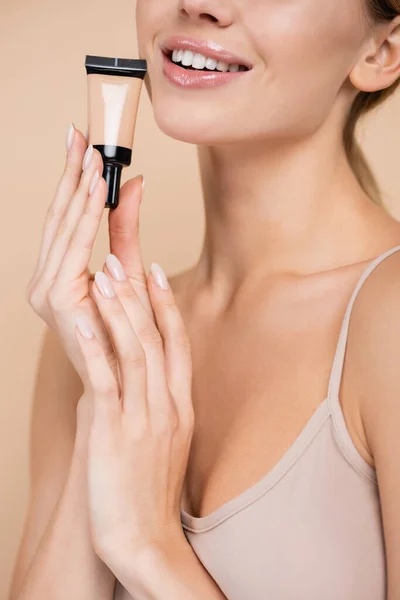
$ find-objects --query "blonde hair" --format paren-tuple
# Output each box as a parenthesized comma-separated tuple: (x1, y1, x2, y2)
(344, 0, 400, 206)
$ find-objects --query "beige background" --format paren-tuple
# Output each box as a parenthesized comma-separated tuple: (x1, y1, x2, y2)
(1, 1, 400, 598)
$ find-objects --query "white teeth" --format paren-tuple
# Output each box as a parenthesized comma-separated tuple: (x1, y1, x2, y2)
(170, 48, 244, 72)
(192, 53, 206, 69)
(205, 57, 217, 70)
(181, 50, 194, 66)
(172, 49, 184, 61)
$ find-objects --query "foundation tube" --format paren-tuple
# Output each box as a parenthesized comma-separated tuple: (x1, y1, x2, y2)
(85, 55, 147, 209)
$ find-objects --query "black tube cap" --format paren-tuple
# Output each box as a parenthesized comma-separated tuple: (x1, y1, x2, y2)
(103, 162, 122, 209)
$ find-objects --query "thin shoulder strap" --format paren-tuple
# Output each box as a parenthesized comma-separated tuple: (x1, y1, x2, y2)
(327, 243, 400, 401)
(326, 243, 400, 482)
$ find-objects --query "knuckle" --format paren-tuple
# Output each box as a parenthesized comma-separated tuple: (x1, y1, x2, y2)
(83, 201, 103, 223)
(182, 408, 195, 434)
(128, 271, 148, 289)
(27, 284, 45, 311)
(154, 407, 179, 435)
(55, 214, 70, 237)
(121, 347, 147, 369)
(45, 203, 60, 224)
(162, 295, 177, 310)
(76, 394, 92, 422)
(170, 410, 180, 432)
(139, 325, 163, 347)
(129, 415, 149, 440)
(103, 348, 119, 372)
(70, 231, 93, 253)
(109, 216, 135, 237)
(174, 332, 192, 353)
(62, 162, 80, 184)
(25, 281, 34, 304)
(116, 281, 137, 299)
(87, 360, 118, 396)
(96, 379, 118, 398)
(169, 408, 180, 432)
(62, 163, 72, 178)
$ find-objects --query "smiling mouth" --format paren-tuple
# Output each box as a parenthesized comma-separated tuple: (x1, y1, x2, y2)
(162, 49, 250, 72)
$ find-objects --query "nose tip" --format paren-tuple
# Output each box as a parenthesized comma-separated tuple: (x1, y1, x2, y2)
(178, 0, 233, 27)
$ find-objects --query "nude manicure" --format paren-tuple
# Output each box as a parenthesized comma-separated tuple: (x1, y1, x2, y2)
(150, 263, 169, 290)
(89, 169, 100, 195)
(66, 123, 75, 152)
(83, 144, 93, 170)
(141, 175, 145, 200)
(106, 254, 127, 281)
(76, 315, 94, 339)
(95, 271, 115, 298)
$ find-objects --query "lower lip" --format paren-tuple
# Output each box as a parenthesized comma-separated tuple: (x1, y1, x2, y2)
(161, 50, 250, 89)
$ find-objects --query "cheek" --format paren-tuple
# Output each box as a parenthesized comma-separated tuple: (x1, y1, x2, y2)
(136, 0, 171, 58)
(247, 0, 365, 68)
(136, 0, 174, 102)
(243, 0, 367, 132)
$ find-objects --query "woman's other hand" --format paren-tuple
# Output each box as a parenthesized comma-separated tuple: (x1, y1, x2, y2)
(26, 123, 146, 389)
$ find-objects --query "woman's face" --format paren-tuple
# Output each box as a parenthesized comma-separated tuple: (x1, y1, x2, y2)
(136, 0, 371, 145)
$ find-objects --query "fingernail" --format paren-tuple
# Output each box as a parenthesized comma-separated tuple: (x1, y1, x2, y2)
(89, 169, 100, 195)
(141, 175, 145, 202)
(66, 123, 75, 152)
(106, 254, 127, 282)
(76, 315, 94, 339)
(95, 271, 115, 298)
(83, 144, 93, 171)
(150, 262, 169, 290)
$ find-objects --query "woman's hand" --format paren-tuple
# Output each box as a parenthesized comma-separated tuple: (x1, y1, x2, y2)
(73, 258, 194, 571)
(26, 123, 148, 387)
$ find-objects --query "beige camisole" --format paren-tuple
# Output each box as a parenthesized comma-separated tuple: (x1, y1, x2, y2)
(179, 244, 400, 599)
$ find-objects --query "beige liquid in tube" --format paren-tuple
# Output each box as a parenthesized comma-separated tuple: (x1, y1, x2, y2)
(85, 55, 147, 209)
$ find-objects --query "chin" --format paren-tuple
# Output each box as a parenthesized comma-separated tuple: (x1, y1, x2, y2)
(151, 101, 241, 144)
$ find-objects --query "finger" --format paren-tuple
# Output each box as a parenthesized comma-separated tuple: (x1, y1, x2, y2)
(41, 146, 104, 285)
(91, 271, 148, 419)
(147, 263, 193, 424)
(108, 176, 153, 316)
(28, 126, 88, 291)
(74, 316, 120, 414)
(103, 253, 171, 412)
(56, 173, 108, 282)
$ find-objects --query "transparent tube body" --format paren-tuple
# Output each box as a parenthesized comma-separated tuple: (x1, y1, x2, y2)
(87, 72, 143, 150)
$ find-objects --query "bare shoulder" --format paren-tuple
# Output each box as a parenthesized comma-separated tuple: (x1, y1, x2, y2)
(345, 242, 400, 596)
(344, 244, 400, 460)
(348, 243, 400, 350)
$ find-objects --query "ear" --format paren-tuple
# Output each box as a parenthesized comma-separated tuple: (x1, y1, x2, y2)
(349, 15, 400, 92)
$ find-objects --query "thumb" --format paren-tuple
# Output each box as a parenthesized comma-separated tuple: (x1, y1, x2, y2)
(108, 174, 145, 280)
(107, 174, 154, 316)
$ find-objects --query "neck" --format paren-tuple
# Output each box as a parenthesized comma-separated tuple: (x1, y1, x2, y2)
(191, 121, 383, 305)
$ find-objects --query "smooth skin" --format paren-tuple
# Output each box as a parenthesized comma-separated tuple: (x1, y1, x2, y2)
(9, 0, 400, 598)
(11, 132, 149, 599)
(11, 127, 225, 600)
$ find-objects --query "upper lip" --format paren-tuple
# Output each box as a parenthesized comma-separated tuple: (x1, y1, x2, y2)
(160, 35, 253, 69)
